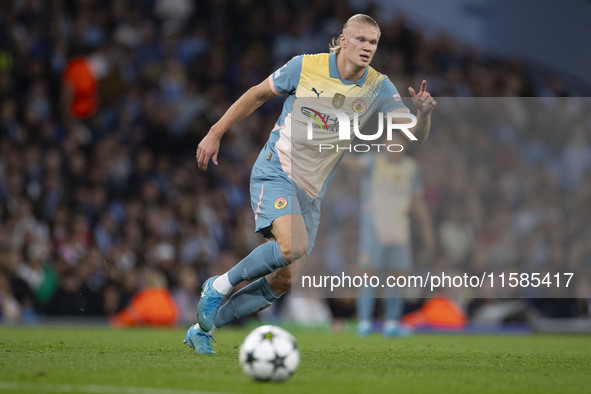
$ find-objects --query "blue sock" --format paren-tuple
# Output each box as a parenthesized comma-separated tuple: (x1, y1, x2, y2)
(227, 241, 288, 286)
(356, 284, 377, 322)
(384, 285, 403, 321)
(214, 278, 281, 328)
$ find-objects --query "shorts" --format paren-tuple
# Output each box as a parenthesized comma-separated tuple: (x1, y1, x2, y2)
(250, 158, 321, 257)
(358, 214, 412, 270)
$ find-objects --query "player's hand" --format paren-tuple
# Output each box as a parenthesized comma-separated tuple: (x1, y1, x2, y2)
(196, 132, 220, 172)
(409, 80, 437, 114)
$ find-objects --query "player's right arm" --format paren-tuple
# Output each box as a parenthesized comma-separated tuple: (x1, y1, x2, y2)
(196, 80, 276, 171)
(197, 55, 303, 171)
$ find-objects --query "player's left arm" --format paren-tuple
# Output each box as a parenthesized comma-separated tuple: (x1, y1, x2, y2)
(392, 80, 436, 144)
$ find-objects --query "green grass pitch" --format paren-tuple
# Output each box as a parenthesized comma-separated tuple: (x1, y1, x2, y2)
(0, 325, 590, 393)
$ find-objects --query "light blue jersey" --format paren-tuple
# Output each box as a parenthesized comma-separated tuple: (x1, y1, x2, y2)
(251, 52, 407, 254)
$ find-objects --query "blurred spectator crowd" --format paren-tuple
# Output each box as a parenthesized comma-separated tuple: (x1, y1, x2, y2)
(0, 0, 589, 324)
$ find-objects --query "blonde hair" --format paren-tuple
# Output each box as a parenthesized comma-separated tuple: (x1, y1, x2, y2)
(329, 14, 381, 54)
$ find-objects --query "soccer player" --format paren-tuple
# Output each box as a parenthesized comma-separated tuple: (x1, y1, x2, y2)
(353, 135, 435, 337)
(185, 14, 436, 354)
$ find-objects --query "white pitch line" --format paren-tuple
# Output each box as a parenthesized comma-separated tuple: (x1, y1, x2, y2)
(0, 381, 236, 394)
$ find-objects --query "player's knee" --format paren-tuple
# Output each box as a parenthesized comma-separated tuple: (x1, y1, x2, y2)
(279, 240, 307, 264)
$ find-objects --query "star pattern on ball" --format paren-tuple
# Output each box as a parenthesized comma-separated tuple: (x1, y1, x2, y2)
(245, 350, 257, 366)
(272, 353, 287, 372)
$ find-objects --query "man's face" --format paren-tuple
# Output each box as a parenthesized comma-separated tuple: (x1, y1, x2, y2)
(340, 23, 380, 68)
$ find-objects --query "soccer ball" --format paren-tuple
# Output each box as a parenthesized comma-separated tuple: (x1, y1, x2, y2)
(239, 325, 300, 382)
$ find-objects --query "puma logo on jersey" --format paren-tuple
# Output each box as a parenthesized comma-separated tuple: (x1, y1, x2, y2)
(311, 87, 323, 99)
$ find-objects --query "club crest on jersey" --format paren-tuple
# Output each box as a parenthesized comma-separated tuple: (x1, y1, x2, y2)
(332, 93, 345, 109)
(274, 197, 287, 210)
(352, 99, 367, 114)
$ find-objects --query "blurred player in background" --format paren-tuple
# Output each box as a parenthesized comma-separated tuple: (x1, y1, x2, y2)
(185, 14, 436, 354)
(353, 135, 435, 337)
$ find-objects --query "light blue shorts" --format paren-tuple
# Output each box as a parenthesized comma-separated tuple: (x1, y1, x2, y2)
(358, 214, 412, 270)
(250, 154, 320, 257)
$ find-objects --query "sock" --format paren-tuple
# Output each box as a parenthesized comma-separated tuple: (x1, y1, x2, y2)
(356, 284, 378, 323)
(214, 278, 281, 328)
(384, 285, 403, 322)
(213, 273, 233, 295)
(227, 241, 288, 287)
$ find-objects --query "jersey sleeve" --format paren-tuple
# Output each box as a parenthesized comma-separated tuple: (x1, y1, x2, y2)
(377, 77, 408, 113)
(268, 55, 303, 96)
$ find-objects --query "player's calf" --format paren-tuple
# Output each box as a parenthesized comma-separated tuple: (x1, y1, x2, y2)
(267, 251, 309, 294)
(266, 265, 293, 295)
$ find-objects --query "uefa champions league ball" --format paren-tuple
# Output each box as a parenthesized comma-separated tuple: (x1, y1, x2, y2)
(239, 325, 300, 382)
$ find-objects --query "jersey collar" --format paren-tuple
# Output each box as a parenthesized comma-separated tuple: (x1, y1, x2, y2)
(328, 52, 368, 87)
